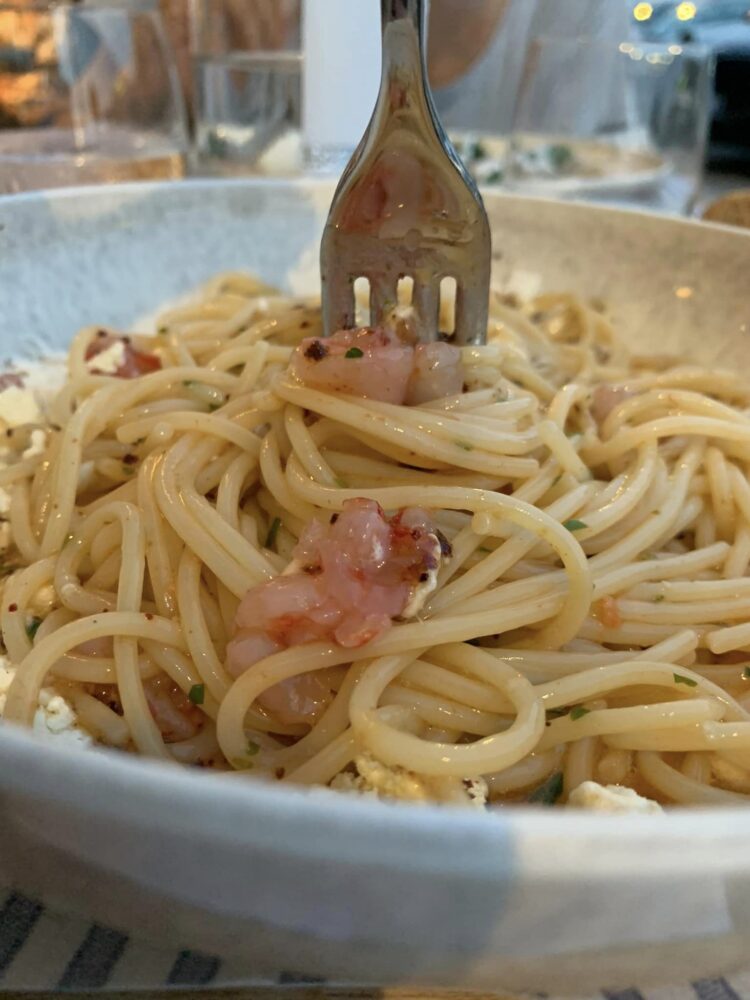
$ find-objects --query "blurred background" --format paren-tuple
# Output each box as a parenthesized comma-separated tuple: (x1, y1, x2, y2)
(0, 0, 748, 216)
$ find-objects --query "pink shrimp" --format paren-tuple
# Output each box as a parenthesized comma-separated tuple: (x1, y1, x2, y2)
(290, 327, 463, 405)
(86, 332, 162, 378)
(226, 499, 449, 725)
(143, 675, 203, 743)
(406, 341, 465, 405)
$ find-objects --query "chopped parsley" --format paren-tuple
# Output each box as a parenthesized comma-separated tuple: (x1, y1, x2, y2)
(528, 771, 563, 806)
(265, 516, 281, 550)
(484, 168, 503, 184)
(548, 143, 573, 170)
(157, 326, 168, 335)
(674, 673, 698, 688)
(570, 705, 590, 721)
(246, 739, 260, 756)
(743, 667, 750, 680)
(345, 347, 364, 359)
(455, 440, 473, 451)
(563, 519, 588, 532)
(188, 683, 205, 705)
(653, 594, 665, 603)
(25, 617, 42, 641)
(335, 476, 348, 489)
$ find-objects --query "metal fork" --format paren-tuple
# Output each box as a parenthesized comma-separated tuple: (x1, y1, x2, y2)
(320, 0, 491, 345)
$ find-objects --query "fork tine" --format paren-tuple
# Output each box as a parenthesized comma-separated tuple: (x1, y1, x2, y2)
(322, 271, 356, 334)
(370, 275, 397, 328)
(453, 279, 489, 346)
(412, 279, 440, 343)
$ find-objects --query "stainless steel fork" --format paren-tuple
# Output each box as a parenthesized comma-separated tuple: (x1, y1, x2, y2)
(320, 0, 491, 345)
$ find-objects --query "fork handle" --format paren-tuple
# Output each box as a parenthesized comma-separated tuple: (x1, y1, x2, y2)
(379, 0, 431, 104)
(381, 0, 425, 30)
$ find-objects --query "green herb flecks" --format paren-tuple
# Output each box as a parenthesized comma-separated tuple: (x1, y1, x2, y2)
(455, 440, 473, 452)
(563, 519, 588, 532)
(345, 347, 364, 359)
(25, 617, 42, 641)
(674, 673, 698, 688)
(528, 771, 563, 806)
(570, 705, 590, 721)
(653, 594, 665, 603)
(265, 517, 281, 550)
(246, 739, 260, 756)
(548, 143, 574, 171)
(743, 667, 750, 680)
(188, 683, 205, 705)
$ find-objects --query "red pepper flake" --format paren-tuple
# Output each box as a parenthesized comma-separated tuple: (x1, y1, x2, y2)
(7, 603, 17, 612)
(145, 613, 154, 620)
(303, 340, 328, 362)
(275, 767, 286, 780)
(122, 453, 138, 465)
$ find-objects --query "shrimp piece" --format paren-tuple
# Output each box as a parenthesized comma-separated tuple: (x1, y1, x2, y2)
(226, 500, 449, 723)
(143, 675, 203, 743)
(291, 328, 413, 403)
(406, 342, 464, 405)
(86, 332, 162, 378)
(291, 328, 464, 405)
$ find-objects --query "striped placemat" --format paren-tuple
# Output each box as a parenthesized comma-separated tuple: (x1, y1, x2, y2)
(1, 886, 749, 999)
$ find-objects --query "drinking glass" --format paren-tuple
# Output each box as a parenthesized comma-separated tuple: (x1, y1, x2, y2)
(190, 0, 303, 176)
(0, 0, 189, 193)
(507, 37, 714, 215)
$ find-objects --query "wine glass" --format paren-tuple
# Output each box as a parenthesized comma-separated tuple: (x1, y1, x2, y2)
(0, 0, 189, 193)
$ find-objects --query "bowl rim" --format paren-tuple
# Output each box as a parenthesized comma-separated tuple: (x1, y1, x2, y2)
(3, 176, 750, 856)
(0, 173, 748, 234)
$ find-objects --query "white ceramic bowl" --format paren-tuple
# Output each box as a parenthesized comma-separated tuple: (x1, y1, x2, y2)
(2, 179, 750, 996)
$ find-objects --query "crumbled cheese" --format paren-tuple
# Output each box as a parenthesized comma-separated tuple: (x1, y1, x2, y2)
(401, 532, 443, 619)
(0, 655, 93, 749)
(86, 339, 126, 375)
(0, 386, 41, 427)
(22, 428, 47, 460)
(330, 752, 488, 808)
(568, 780, 662, 814)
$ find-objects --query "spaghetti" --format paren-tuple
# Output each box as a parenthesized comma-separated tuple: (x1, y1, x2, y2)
(3, 272, 750, 808)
